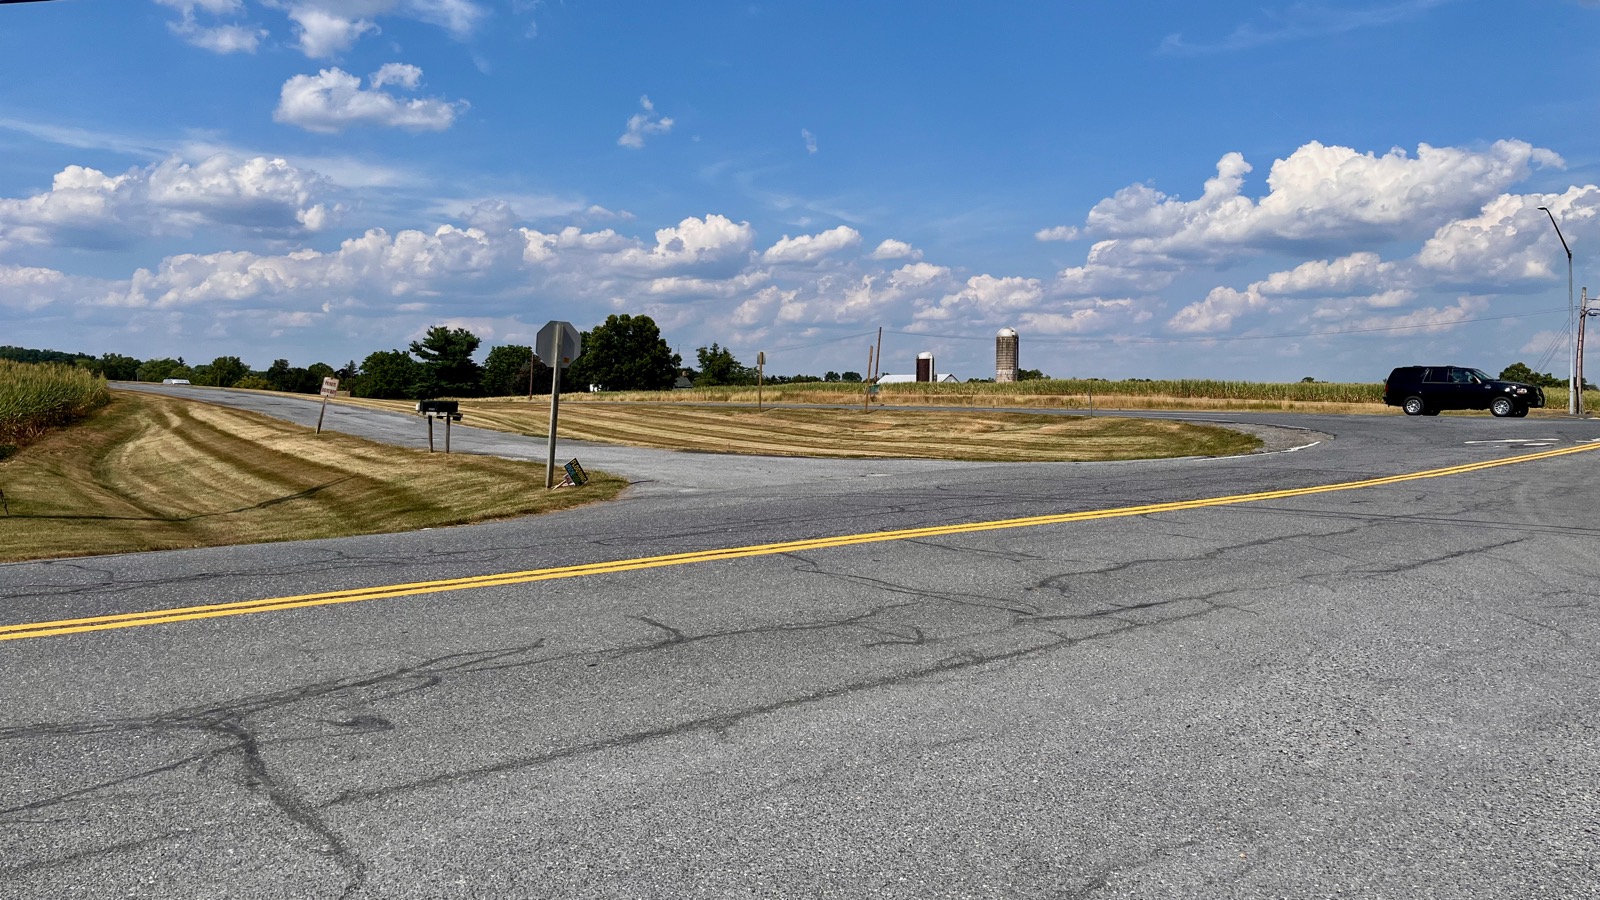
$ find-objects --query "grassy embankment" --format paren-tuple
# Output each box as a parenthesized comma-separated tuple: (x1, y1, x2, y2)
(576, 378, 1599, 415)
(343, 397, 1261, 462)
(0, 360, 111, 459)
(0, 389, 624, 563)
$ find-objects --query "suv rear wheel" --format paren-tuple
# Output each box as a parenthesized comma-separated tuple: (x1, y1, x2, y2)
(1403, 396, 1427, 416)
(1490, 397, 1516, 417)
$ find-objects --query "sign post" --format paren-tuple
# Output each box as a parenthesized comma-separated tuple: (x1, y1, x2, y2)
(316, 376, 339, 434)
(864, 345, 874, 412)
(757, 351, 765, 411)
(537, 320, 583, 488)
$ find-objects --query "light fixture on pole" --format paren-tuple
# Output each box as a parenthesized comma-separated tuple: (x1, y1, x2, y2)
(1537, 206, 1577, 415)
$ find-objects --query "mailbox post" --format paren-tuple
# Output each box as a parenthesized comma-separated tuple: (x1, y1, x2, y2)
(416, 400, 461, 453)
(537, 320, 584, 488)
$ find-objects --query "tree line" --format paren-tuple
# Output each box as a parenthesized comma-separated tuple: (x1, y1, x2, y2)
(9, 334, 1588, 398)
(1, 313, 867, 401)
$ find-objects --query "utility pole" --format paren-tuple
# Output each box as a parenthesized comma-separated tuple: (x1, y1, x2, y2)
(1581, 287, 1598, 415)
(863, 345, 874, 412)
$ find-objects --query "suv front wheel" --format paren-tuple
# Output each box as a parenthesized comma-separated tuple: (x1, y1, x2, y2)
(1490, 397, 1516, 418)
(1403, 396, 1428, 416)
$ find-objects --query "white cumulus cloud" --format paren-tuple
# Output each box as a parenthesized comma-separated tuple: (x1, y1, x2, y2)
(869, 239, 921, 261)
(155, 0, 266, 53)
(274, 66, 466, 133)
(288, 5, 379, 57)
(267, 1, 489, 58)
(1073, 140, 1560, 270)
(761, 226, 861, 265)
(0, 155, 338, 250)
(611, 214, 754, 272)
(618, 95, 674, 149)
(1416, 186, 1600, 286)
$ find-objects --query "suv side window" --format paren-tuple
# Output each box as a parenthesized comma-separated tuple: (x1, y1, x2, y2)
(1423, 367, 1449, 383)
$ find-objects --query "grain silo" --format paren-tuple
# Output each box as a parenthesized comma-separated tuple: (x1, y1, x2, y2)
(915, 352, 936, 382)
(996, 327, 1019, 383)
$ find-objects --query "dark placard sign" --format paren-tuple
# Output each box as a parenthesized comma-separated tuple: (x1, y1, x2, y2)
(562, 458, 588, 487)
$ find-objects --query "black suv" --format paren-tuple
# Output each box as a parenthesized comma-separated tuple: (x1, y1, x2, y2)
(1383, 366, 1545, 417)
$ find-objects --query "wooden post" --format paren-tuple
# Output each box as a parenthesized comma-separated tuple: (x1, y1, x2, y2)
(315, 395, 329, 434)
(527, 347, 536, 401)
(444, 413, 452, 454)
(873, 326, 883, 382)
(1580, 287, 1589, 415)
(757, 351, 765, 411)
(427, 416, 435, 452)
(545, 359, 563, 488)
(864, 345, 874, 412)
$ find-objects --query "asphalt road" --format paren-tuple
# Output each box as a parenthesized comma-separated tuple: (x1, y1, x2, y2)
(2, 387, 1598, 899)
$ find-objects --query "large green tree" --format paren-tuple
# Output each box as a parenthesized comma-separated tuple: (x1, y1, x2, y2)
(135, 357, 189, 382)
(1499, 362, 1563, 388)
(306, 362, 336, 391)
(410, 326, 483, 397)
(352, 350, 422, 399)
(565, 314, 680, 392)
(207, 356, 250, 388)
(91, 353, 142, 381)
(481, 344, 536, 396)
(263, 359, 296, 391)
(693, 343, 754, 387)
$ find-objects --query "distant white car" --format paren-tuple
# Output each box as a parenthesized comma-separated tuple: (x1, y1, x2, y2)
(161, 378, 191, 385)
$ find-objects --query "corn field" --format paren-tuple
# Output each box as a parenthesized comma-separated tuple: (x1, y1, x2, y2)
(879, 379, 1384, 402)
(588, 378, 1389, 406)
(0, 360, 112, 448)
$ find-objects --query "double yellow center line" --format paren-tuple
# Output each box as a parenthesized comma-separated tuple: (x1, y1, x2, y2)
(4, 442, 1594, 643)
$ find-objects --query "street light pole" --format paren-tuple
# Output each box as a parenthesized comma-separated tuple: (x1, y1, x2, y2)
(1537, 206, 1578, 415)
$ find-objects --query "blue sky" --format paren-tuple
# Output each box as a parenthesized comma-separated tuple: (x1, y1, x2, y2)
(3, 0, 1599, 382)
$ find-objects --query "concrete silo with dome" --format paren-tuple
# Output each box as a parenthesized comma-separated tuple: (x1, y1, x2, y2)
(995, 327, 1019, 383)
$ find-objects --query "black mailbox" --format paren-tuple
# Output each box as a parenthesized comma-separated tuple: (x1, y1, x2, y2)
(416, 400, 459, 415)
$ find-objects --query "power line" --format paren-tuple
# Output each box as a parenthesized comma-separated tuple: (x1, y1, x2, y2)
(739, 329, 878, 356)
(1532, 323, 1570, 374)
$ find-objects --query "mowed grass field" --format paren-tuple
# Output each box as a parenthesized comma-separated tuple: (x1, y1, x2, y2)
(346, 398, 1261, 461)
(0, 391, 623, 563)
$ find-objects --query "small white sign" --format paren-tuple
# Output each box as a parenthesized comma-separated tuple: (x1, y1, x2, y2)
(320, 376, 340, 397)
